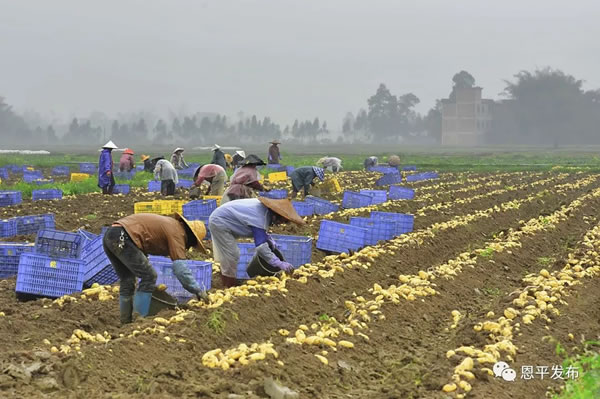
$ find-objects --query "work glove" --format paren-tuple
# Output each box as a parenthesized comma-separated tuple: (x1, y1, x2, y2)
(269, 257, 294, 273)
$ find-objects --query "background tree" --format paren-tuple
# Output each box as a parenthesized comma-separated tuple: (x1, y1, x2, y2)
(449, 70, 476, 101)
(367, 83, 400, 141)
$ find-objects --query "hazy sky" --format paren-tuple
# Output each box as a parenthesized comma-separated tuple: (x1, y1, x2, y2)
(1, 0, 599, 128)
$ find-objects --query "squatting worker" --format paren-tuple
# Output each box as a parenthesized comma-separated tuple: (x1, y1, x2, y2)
(364, 156, 378, 170)
(289, 166, 325, 198)
(221, 154, 265, 204)
(171, 148, 189, 170)
(388, 154, 401, 167)
(98, 140, 118, 195)
(154, 159, 179, 196)
(317, 157, 343, 173)
(119, 148, 135, 172)
(208, 198, 304, 287)
(143, 155, 163, 172)
(192, 164, 228, 196)
(103, 213, 208, 324)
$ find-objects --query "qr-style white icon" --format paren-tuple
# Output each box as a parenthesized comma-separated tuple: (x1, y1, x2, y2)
(493, 361, 516, 382)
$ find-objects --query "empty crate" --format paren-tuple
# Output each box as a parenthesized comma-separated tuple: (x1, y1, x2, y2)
(370, 211, 414, 236)
(305, 196, 339, 215)
(79, 163, 97, 174)
(376, 173, 403, 186)
(369, 166, 399, 174)
(292, 201, 314, 217)
(113, 184, 130, 195)
(0, 219, 17, 238)
(183, 199, 217, 218)
(16, 253, 85, 298)
(316, 220, 367, 254)
(82, 236, 118, 287)
(32, 189, 63, 201)
(52, 166, 70, 176)
(259, 190, 288, 199)
(389, 186, 415, 200)
(342, 191, 372, 209)
(154, 260, 212, 302)
(349, 217, 396, 246)
(359, 190, 387, 205)
(0, 242, 35, 278)
(148, 181, 161, 192)
(0, 191, 22, 207)
(23, 171, 43, 183)
(35, 229, 84, 259)
(271, 234, 313, 267)
(14, 214, 55, 235)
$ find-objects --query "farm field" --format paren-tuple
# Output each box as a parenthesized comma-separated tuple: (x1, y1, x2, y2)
(1, 163, 599, 398)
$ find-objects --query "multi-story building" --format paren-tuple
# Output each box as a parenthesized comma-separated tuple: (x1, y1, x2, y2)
(441, 87, 493, 146)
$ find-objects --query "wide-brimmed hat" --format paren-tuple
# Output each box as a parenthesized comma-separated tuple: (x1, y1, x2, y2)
(269, 140, 281, 145)
(257, 198, 305, 225)
(123, 148, 134, 155)
(235, 150, 246, 158)
(242, 154, 266, 166)
(174, 213, 207, 253)
(388, 155, 401, 166)
(141, 154, 150, 161)
(211, 144, 221, 151)
(312, 167, 325, 182)
(102, 140, 118, 149)
(225, 153, 233, 163)
(173, 148, 184, 153)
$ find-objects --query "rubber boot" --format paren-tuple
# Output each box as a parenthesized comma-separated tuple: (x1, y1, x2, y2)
(221, 274, 237, 288)
(119, 296, 133, 325)
(133, 291, 153, 317)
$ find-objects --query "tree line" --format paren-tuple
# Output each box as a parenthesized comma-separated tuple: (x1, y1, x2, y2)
(2, 66, 600, 146)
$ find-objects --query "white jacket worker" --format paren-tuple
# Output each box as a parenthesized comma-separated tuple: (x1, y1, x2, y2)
(317, 157, 342, 173)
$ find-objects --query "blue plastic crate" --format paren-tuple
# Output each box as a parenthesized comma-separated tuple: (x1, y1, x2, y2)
(376, 173, 403, 186)
(34, 179, 54, 185)
(316, 220, 367, 254)
(178, 167, 197, 178)
(271, 234, 312, 267)
(35, 229, 83, 259)
(368, 166, 399, 174)
(16, 253, 85, 298)
(177, 179, 194, 189)
(286, 166, 295, 175)
(51, 166, 70, 176)
(135, 165, 145, 172)
(0, 242, 35, 278)
(22, 165, 35, 172)
(389, 186, 415, 200)
(7, 165, 21, 174)
(266, 164, 286, 172)
(114, 171, 136, 180)
(342, 191, 372, 209)
(349, 217, 396, 246)
(82, 236, 118, 287)
(237, 243, 255, 280)
(305, 196, 339, 215)
(23, 171, 44, 183)
(292, 201, 314, 217)
(78, 229, 100, 256)
(0, 168, 8, 179)
(148, 181, 161, 192)
(259, 190, 288, 199)
(79, 163, 97, 174)
(402, 165, 417, 171)
(14, 214, 55, 235)
(359, 190, 388, 205)
(406, 172, 438, 182)
(0, 218, 17, 238)
(113, 184, 130, 195)
(183, 199, 218, 218)
(155, 260, 212, 302)
(32, 189, 63, 201)
(0, 191, 22, 207)
(370, 211, 414, 236)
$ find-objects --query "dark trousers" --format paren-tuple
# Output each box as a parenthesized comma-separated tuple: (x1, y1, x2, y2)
(101, 175, 116, 195)
(102, 226, 157, 297)
(161, 180, 175, 196)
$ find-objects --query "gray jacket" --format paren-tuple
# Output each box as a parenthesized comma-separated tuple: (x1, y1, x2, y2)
(154, 160, 179, 183)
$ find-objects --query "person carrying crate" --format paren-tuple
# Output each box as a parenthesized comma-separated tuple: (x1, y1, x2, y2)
(289, 166, 325, 198)
(208, 198, 304, 288)
(98, 140, 118, 195)
(221, 154, 265, 204)
(103, 213, 207, 324)
(191, 164, 228, 197)
(154, 159, 179, 196)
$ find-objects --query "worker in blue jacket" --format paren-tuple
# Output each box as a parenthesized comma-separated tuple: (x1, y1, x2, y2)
(98, 141, 118, 194)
